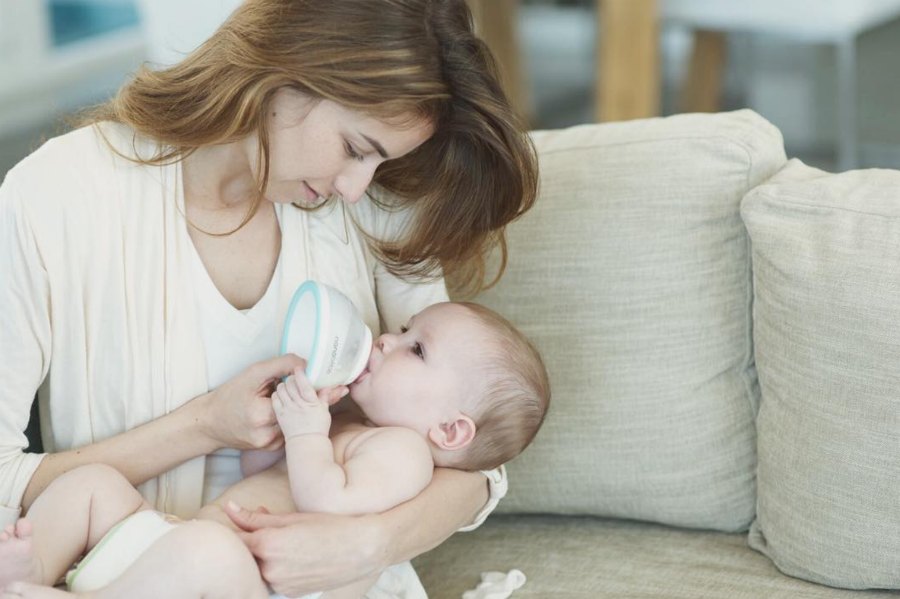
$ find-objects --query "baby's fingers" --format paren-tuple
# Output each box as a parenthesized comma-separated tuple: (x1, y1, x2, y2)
(271, 388, 286, 413)
(318, 386, 348, 405)
(288, 368, 319, 404)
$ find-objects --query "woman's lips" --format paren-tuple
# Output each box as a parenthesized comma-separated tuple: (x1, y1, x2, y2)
(302, 181, 321, 202)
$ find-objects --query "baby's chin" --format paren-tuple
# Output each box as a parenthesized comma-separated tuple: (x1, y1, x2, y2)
(346, 380, 365, 405)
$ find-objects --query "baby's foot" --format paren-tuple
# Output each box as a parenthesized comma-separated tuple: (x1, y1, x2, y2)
(0, 582, 79, 599)
(0, 520, 41, 591)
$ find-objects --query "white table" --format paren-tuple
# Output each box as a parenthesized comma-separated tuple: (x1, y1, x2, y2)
(662, 0, 900, 170)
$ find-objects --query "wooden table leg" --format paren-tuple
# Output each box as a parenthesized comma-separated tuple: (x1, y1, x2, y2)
(467, 0, 532, 125)
(596, 0, 659, 122)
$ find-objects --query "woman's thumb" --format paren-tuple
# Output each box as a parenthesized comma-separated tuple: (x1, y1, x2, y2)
(225, 501, 267, 531)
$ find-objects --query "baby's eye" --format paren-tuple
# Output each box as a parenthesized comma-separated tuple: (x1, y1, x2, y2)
(399, 325, 409, 334)
(412, 342, 424, 359)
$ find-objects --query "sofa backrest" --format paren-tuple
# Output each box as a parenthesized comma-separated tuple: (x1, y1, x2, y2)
(468, 110, 787, 532)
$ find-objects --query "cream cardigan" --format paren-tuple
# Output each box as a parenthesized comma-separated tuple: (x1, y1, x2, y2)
(0, 123, 453, 525)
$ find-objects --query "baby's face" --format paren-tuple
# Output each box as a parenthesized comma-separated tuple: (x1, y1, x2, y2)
(348, 303, 487, 435)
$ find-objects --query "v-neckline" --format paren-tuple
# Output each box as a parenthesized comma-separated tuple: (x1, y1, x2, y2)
(176, 162, 283, 322)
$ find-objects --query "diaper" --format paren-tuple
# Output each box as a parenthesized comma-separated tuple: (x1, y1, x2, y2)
(66, 510, 320, 599)
(66, 510, 179, 592)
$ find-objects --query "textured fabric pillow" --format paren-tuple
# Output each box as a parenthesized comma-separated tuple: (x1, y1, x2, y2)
(743, 160, 900, 588)
(467, 110, 786, 531)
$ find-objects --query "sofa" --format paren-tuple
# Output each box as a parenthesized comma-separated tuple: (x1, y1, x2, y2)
(413, 110, 900, 598)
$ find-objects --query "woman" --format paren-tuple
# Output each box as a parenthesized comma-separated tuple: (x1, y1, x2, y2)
(0, 0, 537, 596)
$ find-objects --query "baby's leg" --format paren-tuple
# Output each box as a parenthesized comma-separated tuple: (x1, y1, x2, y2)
(2, 520, 269, 599)
(0, 464, 148, 590)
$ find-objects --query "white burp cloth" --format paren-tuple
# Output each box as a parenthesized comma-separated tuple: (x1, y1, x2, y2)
(66, 510, 178, 592)
(462, 570, 526, 599)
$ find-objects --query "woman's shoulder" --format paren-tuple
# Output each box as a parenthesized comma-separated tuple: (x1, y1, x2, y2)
(2, 122, 163, 213)
(6, 122, 158, 179)
(0, 123, 171, 236)
(5, 126, 91, 182)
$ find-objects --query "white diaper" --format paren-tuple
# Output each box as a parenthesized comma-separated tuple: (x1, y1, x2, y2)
(66, 510, 321, 599)
(64, 510, 429, 599)
(66, 510, 179, 592)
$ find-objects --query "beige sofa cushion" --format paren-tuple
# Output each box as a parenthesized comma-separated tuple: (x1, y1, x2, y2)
(415, 516, 900, 599)
(742, 160, 900, 589)
(471, 110, 786, 531)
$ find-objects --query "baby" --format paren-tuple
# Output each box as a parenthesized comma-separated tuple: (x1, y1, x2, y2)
(0, 301, 550, 599)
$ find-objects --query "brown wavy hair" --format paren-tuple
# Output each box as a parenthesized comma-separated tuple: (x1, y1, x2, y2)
(81, 0, 537, 294)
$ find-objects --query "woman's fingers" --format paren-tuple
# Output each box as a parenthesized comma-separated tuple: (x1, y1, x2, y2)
(252, 354, 307, 391)
(225, 501, 302, 531)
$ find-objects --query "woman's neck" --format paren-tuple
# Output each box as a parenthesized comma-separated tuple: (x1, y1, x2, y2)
(182, 140, 258, 212)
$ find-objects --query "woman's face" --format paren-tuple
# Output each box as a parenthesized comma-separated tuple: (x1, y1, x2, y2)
(249, 88, 433, 205)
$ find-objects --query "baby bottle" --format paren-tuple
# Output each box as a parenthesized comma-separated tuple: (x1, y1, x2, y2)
(280, 280, 372, 388)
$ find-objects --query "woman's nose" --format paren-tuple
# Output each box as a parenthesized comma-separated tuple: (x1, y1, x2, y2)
(334, 160, 380, 204)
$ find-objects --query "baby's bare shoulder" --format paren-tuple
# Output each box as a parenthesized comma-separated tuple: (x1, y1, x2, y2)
(346, 426, 431, 464)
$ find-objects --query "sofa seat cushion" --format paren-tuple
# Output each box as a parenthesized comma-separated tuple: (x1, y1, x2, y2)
(413, 515, 900, 598)
(469, 110, 786, 531)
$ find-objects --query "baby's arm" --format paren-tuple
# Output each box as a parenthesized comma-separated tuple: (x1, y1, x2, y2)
(272, 370, 434, 515)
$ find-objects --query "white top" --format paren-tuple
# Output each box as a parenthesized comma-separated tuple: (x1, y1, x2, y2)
(0, 123, 509, 526)
(188, 223, 284, 504)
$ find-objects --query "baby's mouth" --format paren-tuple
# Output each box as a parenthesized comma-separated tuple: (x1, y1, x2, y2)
(351, 365, 369, 385)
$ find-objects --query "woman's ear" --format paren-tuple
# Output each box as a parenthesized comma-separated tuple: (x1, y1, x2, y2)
(427, 414, 476, 451)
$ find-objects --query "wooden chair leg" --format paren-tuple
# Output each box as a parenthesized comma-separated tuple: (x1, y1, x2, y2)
(596, 0, 660, 122)
(467, 0, 532, 125)
(680, 30, 728, 113)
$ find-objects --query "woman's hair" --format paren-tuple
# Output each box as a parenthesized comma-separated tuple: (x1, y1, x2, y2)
(451, 302, 550, 472)
(80, 0, 538, 294)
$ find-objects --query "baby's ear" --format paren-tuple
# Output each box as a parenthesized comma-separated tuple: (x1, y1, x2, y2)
(427, 414, 476, 451)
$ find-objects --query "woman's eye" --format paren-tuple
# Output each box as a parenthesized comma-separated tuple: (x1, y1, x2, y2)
(345, 142, 364, 162)
(412, 342, 424, 359)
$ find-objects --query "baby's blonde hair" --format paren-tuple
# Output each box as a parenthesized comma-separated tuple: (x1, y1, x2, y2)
(451, 303, 550, 471)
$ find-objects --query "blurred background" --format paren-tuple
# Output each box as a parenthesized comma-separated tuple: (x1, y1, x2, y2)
(2, 0, 899, 179)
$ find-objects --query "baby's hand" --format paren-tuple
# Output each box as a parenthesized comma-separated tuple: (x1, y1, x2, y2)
(271, 368, 347, 439)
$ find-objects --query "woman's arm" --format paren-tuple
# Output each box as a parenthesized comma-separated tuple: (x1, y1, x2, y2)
(368, 465, 489, 561)
(226, 466, 488, 596)
(22, 354, 305, 509)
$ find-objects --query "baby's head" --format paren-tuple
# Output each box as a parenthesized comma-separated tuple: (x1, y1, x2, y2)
(349, 301, 550, 471)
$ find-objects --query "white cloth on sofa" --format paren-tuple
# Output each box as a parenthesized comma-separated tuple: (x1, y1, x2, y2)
(462, 569, 526, 599)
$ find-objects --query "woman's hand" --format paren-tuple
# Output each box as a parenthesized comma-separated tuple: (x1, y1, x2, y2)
(224, 502, 387, 595)
(194, 354, 307, 451)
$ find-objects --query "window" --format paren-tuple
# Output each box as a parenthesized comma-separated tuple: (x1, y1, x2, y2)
(47, 0, 140, 47)
(0, 0, 145, 137)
